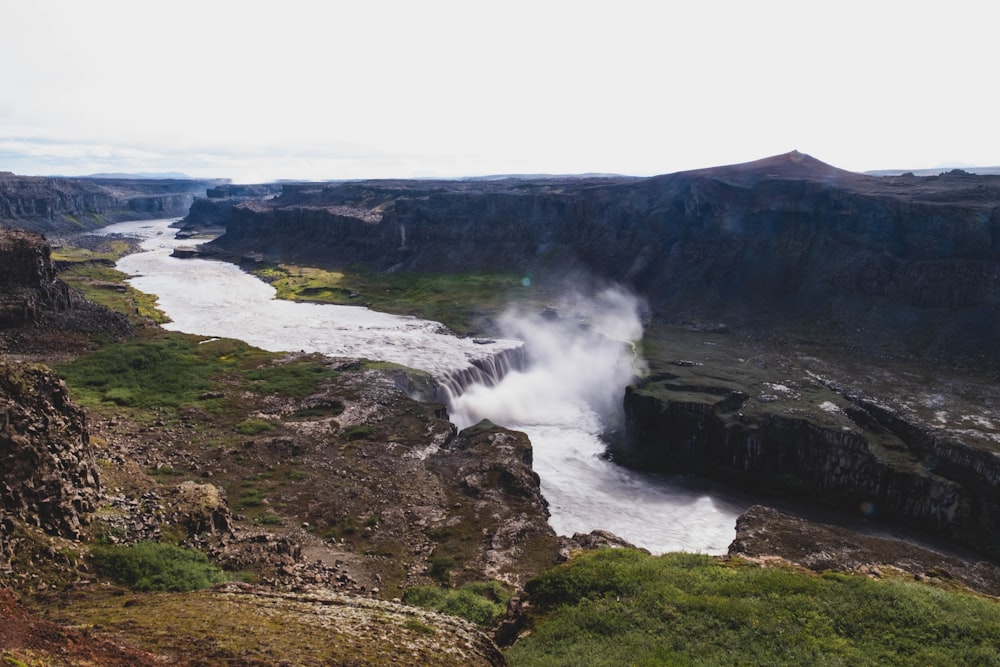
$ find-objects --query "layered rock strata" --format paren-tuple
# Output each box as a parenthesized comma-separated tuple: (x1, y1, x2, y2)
(0, 171, 223, 233)
(614, 351, 1000, 558)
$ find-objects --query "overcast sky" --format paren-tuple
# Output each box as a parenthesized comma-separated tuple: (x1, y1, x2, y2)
(1, 1, 996, 183)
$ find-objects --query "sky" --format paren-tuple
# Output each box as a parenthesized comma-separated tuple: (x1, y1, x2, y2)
(1, 1, 997, 183)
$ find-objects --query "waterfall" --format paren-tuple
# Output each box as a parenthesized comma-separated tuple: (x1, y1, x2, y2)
(95, 219, 754, 555)
(436, 343, 527, 404)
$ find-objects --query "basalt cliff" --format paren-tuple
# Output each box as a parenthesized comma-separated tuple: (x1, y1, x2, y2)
(0, 227, 131, 357)
(0, 172, 224, 234)
(203, 151, 1000, 366)
(196, 152, 1000, 559)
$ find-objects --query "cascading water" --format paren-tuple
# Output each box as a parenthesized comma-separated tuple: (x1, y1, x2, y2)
(95, 218, 754, 554)
(436, 344, 528, 404)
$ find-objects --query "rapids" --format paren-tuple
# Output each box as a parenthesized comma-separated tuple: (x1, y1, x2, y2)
(95, 218, 754, 554)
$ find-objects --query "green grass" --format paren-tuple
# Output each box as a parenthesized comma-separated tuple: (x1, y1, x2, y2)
(54, 334, 219, 408)
(55, 333, 335, 414)
(51, 239, 134, 264)
(243, 357, 337, 399)
(235, 418, 275, 435)
(59, 263, 169, 324)
(89, 541, 227, 592)
(505, 549, 1000, 666)
(253, 263, 547, 335)
(402, 581, 512, 627)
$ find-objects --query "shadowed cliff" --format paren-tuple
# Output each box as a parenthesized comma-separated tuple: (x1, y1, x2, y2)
(0, 172, 225, 233)
(204, 152, 1000, 365)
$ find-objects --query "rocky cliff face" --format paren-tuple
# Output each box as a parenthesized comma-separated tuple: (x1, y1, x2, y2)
(729, 505, 1000, 597)
(0, 228, 72, 327)
(0, 360, 100, 541)
(175, 182, 284, 235)
(611, 327, 1000, 558)
(204, 153, 1000, 364)
(0, 172, 224, 233)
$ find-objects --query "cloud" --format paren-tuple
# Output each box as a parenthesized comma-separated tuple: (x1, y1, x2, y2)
(2, 1, 999, 180)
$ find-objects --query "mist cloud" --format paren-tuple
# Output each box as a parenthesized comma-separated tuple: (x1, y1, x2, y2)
(448, 285, 646, 432)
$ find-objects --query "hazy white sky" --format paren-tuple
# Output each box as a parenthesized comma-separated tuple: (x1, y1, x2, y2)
(1, 1, 996, 183)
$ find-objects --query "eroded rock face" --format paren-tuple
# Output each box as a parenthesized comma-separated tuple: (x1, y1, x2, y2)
(203, 152, 1000, 364)
(429, 421, 558, 585)
(0, 172, 222, 233)
(0, 228, 72, 327)
(616, 355, 1000, 559)
(0, 360, 100, 539)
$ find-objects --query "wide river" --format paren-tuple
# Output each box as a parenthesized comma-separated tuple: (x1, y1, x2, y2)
(97, 219, 754, 554)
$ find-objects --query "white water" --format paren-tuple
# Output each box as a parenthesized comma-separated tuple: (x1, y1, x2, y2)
(96, 218, 753, 554)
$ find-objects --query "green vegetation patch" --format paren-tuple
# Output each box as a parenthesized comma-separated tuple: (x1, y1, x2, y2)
(56, 334, 333, 416)
(506, 549, 1000, 666)
(59, 263, 168, 324)
(253, 263, 546, 335)
(51, 238, 134, 264)
(403, 581, 511, 627)
(235, 418, 275, 435)
(55, 333, 219, 408)
(89, 541, 227, 592)
(244, 356, 337, 399)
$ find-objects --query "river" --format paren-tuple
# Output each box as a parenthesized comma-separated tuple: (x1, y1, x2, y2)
(96, 218, 754, 554)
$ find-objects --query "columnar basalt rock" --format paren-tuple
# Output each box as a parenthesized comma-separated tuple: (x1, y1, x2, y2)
(616, 381, 1000, 558)
(0, 360, 100, 539)
(0, 227, 72, 326)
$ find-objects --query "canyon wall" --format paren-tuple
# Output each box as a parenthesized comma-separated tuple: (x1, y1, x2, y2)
(614, 375, 1000, 558)
(0, 172, 224, 233)
(206, 153, 1000, 364)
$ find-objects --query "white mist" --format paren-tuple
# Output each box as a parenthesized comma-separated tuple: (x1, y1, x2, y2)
(448, 289, 750, 554)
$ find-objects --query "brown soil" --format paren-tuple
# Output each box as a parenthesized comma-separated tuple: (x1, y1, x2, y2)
(0, 588, 168, 666)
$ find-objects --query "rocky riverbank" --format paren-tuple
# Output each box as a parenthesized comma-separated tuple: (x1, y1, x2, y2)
(614, 325, 1000, 559)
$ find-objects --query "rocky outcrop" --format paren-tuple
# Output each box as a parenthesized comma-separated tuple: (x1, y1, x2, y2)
(0, 360, 100, 540)
(0, 228, 72, 327)
(203, 152, 1000, 364)
(0, 172, 224, 233)
(616, 378, 1000, 558)
(429, 420, 557, 584)
(0, 226, 131, 356)
(174, 182, 284, 236)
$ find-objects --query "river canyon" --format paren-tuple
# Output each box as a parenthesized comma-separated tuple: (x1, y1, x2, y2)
(97, 218, 755, 554)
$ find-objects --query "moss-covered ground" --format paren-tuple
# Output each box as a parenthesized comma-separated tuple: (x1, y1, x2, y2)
(507, 549, 1000, 666)
(252, 262, 551, 335)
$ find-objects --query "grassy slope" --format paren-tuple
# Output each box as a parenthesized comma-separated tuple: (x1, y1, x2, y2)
(507, 549, 1000, 666)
